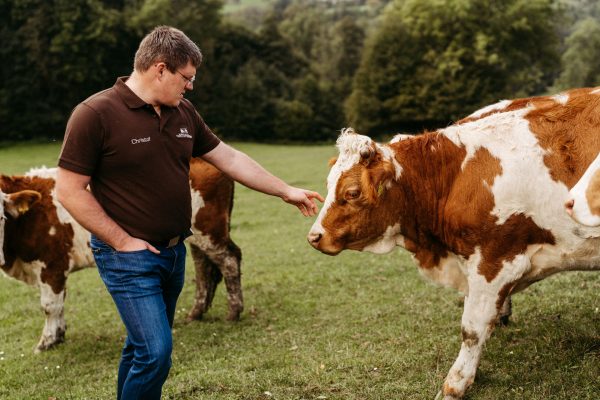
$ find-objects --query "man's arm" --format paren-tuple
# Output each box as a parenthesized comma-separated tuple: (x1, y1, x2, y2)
(201, 143, 324, 216)
(55, 167, 159, 253)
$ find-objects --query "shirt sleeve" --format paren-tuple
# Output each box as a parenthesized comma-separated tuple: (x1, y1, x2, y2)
(192, 110, 221, 157)
(58, 103, 104, 176)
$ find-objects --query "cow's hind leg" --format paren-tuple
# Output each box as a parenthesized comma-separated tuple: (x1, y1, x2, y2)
(440, 253, 529, 399)
(186, 244, 222, 321)
(35, 283, 66, 353)
(219, 240, 243, 321)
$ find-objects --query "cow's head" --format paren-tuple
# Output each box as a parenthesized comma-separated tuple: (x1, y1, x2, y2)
(307, 128, 401, 255)
(565, 153, 600, 226)
(0, 189, 41, 265)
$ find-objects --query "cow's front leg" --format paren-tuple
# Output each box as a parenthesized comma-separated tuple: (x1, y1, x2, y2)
(441, 253, 529, 399)
(35, 283, 66, 353)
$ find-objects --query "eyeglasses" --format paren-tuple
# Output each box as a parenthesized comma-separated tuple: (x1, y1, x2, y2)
(176, 70, 195, 86)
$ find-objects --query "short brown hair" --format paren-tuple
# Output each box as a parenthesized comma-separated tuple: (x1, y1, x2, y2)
(134, 26, 203, 72)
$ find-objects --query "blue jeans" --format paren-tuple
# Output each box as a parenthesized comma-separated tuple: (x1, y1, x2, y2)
(91, 235, 186, 400)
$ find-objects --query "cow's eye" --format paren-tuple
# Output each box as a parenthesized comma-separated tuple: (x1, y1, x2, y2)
(345, 189, 360, 200)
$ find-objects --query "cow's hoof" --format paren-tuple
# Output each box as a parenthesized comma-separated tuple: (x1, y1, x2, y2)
(35, 338, 63, 353)
(436, 391, 460, 400)
(185, 312, 204, 322)
(226, 306, 243, 321)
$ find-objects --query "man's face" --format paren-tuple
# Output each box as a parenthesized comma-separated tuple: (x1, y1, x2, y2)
(158, 61, 196, 107)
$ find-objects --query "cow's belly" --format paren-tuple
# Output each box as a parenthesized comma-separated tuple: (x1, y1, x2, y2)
(1, 259, 45, 287)
(524, 236, 600, 287)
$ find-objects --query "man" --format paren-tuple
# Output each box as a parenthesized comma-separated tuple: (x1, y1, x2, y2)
(56, 26, 323, 400)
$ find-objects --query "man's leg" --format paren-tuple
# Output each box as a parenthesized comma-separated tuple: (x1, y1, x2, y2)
(92, 237, 185, 400)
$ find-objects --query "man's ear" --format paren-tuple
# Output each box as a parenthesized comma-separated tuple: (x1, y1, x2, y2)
(5, 190, 42, 218)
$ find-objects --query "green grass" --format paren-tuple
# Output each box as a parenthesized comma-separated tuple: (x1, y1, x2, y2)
(0, 142, 599, 399)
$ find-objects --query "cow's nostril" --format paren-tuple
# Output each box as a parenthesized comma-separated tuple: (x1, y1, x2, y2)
(565, 198, 574, 214)
(307, 232, 322, 244)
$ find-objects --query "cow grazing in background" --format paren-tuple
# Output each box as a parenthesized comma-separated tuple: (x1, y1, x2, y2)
(1, 159, 242, 353)
(308, 87, 600, 399)
(187, 158, 243, 322)
(565, 152, 600, 226)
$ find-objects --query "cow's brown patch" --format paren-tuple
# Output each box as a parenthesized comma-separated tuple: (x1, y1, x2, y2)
(442, 382, 462, 397)
(461, 328, 479, 347)
(1, 175, 73, 294)
(189, 158, 234, 245)
(526, 88, 600, 187)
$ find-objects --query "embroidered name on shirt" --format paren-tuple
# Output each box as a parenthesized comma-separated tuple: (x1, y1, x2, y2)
(176, 127, 192, 139)
(131, 137, 151, 144)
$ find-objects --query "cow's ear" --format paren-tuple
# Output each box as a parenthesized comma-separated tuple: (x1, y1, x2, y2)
(328, 157, 338, 168)
(5, 190, 41, 217)
(363, 161, 395, 202)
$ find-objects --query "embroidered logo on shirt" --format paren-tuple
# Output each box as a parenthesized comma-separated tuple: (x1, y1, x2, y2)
(131, 137, 151, 144)
(176, 127, 192, 139)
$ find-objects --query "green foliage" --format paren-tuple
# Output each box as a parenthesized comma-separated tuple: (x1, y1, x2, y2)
(2, 0, 600, 142)
(346, 0, 561, 134)
(0, 142, 599, 399)
(0, 0, 135, 140)
(552, 0, 600, 90)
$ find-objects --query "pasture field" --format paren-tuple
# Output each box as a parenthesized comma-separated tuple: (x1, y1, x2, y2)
(0, 142, 598, 399)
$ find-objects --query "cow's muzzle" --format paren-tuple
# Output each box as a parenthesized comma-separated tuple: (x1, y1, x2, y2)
(307, 230, 341, 255)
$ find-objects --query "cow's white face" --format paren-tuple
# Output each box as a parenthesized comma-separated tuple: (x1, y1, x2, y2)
(308, 129, 401, 255)
(567, 153, 600, 226)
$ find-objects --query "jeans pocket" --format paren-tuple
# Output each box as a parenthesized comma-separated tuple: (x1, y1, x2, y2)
(90, 235, 114, 254)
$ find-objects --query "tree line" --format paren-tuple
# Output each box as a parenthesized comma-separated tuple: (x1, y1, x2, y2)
(2, 0, 599, 142)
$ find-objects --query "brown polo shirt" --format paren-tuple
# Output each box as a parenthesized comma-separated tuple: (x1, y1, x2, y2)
(59, 77, 221, 242)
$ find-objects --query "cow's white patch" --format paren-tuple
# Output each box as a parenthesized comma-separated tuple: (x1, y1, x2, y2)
(390, 133, 413, 143)
(187, 230, 218, 254)
(362, 223, 401, 254)
(417, 253, 468, 293)
(378, 143, 403, 179)
(3, 259, 45, 286)
(190, 187, 206, 218)
(568, 153, 600, 226)
(551, 93, 569, 105)
(591, 87, 600, 95)
(48, 226, 56, 236)
(36, 281, 66, 353)
(466, 99, 511, 120)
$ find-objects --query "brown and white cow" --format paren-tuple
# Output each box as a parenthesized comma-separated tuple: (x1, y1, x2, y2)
(1, 158, 242, 352)
(308, 87, 600, 399)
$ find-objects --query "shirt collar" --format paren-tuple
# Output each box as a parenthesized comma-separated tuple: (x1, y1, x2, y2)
(114, 76, 147, 109)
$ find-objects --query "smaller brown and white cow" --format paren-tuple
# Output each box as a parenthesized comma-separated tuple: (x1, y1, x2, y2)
(308, 87, 600, 399)
(1, 158, 241, 352)
(565, 152, 600, 226)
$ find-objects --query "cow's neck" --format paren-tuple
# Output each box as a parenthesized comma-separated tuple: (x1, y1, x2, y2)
(391, 133, 466, 260)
